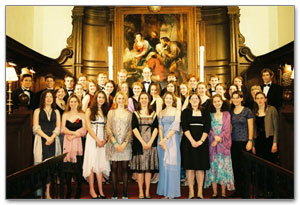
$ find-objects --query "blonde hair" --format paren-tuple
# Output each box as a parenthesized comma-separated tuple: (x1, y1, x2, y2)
(251, 85, 262, 92)
(113, 91, 128, 108)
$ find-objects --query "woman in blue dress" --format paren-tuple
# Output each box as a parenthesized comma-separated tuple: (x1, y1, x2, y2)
(156, 91, 181, 199)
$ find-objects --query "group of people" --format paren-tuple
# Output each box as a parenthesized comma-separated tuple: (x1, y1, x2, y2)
(12, 66, 282, 199)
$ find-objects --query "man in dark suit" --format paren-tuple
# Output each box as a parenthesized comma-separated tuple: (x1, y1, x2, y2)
(36, 73, 55, 105)
(63, 74, 75, 103)
(142, 66, 153, 94)
(208, 75, 219, 96)
(12, 73, 37, 111)
(261, 68, 283, 111)
(96, 72, 108, 92)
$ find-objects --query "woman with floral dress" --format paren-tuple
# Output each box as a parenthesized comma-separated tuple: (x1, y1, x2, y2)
(204, 94, 235, 198)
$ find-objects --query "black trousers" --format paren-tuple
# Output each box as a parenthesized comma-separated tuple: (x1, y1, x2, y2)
(231, 141, 249, 198)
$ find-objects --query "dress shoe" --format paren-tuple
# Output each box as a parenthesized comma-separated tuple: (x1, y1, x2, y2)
(89, 194, 98, 199)
(211, 194, 218, 199)
(98, 195, 107, 199)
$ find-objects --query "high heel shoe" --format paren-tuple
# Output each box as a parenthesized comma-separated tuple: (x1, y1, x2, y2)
(98, 195, 107, 199)
(89, 194, 98, 199)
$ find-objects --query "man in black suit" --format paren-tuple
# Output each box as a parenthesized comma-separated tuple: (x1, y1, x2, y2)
(63, 74, 75, 103)
(96, 72, 108, 92)
(261, 68, 283, 111)
(142, 66, 153, 94)
(36, 73, 55, 105)
(208, 75, 219, 96)
(12, 73, 37, 111)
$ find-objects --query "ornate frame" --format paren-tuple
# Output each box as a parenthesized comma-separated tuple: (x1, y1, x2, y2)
(114, 6, 196, 82)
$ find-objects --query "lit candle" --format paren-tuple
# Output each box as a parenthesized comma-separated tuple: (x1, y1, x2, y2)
(108, 46, 113, 80)
(199, 46, 205, 82)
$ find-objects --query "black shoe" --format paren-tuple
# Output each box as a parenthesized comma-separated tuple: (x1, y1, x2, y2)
(196, 196, 203, 199)
(211, 194, 218, 199)
(221, 195, 227, 199)
(98, 195, 107, 199)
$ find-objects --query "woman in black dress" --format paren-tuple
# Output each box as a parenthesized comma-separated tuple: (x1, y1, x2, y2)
(130, 92, 159, 199)
(181, 93, 211, 199)
(33, 90, 61, 199)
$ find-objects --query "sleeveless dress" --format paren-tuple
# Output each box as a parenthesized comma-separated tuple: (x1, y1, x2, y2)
(83, 116, 110, 179)
(63, 120, 84, 173)
(39, 109, 56, 160)
(204, 113, 235, 191)
(130, 111, 159, 172)
(156, 115, 181, 198)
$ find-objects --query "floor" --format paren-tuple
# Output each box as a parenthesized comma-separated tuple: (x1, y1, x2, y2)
(52, 178, 236, 200)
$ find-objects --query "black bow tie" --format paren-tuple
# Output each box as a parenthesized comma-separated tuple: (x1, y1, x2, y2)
(23, 89, 30, 91)
(144, 81, 151, 84)
(264, 83, 271, 87)
(67, 89, 73, 92)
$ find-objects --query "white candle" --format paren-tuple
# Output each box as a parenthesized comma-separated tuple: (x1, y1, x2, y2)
(108, 46, 113, 80)
(199, 46, 205, 82)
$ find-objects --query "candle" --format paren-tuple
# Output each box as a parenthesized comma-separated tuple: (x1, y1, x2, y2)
(108, 46, 113, 80)
(199, 46, 205, 82)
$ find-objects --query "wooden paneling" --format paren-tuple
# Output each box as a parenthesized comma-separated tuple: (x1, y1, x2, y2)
(6, 112, 33, 175)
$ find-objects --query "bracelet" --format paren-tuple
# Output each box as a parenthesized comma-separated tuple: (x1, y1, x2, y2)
(112, 141, 117, 146)
(200, 139, 204, 143)
(248, 139, 253, 142)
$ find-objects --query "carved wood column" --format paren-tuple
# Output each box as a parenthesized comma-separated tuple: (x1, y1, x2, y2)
(72, 7, 84, 78)
(81, 7, 111, 79)
(227, 6, 240, 81)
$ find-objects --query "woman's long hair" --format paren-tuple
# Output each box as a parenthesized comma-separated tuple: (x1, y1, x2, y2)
(252, 92, 268, 115)
(65, 95, 83, 113)
(90, 90, 109, 121)
(39, 89, 56, 109)
(187, 93, 202, 111)
(136, 92, 153, 115)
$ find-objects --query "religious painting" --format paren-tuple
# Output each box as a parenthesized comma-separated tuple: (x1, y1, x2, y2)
(115, 7, 196, 87)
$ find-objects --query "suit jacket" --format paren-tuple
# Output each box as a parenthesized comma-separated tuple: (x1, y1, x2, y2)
(142, 80, 154, 95)
(12, 88, 37, 110)
(261, 83, 283, 111)
(63, 89, 74, 103)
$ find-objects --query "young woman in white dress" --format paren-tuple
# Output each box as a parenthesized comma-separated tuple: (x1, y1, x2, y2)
(83, 91, 111, 199)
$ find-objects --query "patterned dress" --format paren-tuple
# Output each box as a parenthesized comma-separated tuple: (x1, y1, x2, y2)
(130, 111, 159, 172)
(204, 112, 235, 191)
(106, 109, 132, 161)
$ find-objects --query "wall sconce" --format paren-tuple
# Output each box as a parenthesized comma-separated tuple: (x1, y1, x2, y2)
(6, 62, 18, 115)
(148, 6, 162, 13)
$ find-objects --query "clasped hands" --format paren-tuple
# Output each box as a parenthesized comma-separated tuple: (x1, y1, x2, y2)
(66, 131, 81, 141)
(211, 135, 222, 147)
(114, 142, 127, 153)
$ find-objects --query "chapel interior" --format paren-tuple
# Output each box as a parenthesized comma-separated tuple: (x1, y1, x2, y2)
(5, 6, 294, 199)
